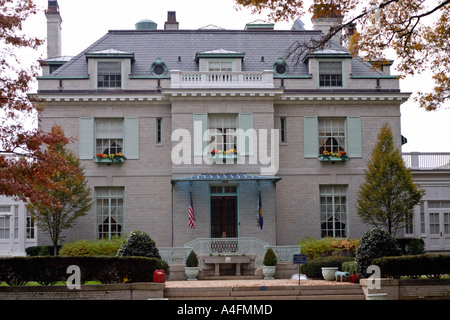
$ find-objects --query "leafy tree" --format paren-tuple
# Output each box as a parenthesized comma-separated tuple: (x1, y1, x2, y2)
(0, 0, 72, 205)
(27, 137, 92, 255)
(356, 123, 424, 236)
(234, 0, 450, 111)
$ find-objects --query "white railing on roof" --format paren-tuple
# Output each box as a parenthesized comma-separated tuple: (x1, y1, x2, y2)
(403, 152, 450, 170)
(159, 237, 300, 268)
(170, 70, 274, 89)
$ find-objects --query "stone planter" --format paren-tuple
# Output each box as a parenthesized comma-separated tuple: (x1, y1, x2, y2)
(262, 266, 276, 279)
(321, 267, 338, 281)
(185, 267, 199, 281)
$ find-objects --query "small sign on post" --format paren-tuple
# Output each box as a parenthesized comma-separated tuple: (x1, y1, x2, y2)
(293, 254, 307, 286)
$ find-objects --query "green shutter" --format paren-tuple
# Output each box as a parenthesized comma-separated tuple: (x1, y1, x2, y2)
(79, 118, 94, 159)
(304, 116, 318, 158)
(238, 113, 254, 156)
(347, 116, 362, 158)
(124, 117, 139, 159)
(193, 113, 208, 156)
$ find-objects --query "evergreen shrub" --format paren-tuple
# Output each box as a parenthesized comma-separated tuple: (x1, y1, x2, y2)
(263, 248, 278, 266)
(0, 256, 169, 285)
(185, 250, 199, 267)
(372, 254, 450, 279)
(355, 228, 402, 277)
(117, 230, 161, 259)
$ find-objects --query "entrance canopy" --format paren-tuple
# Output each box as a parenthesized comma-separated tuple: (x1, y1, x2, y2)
(171, 173, 281, 184)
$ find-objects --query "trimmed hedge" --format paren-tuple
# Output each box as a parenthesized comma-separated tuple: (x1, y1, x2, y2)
(59, 237, 125, 256)
(372, 254, 450, 279)
(0, 256, 169, 286)
(300, 256, 355, 279)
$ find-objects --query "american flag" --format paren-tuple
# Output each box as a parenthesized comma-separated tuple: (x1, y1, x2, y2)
(188, 191, 195, 229)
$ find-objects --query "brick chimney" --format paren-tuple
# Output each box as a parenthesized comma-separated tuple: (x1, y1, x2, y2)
(45, 0, 62, 58)
(164, 11, 179, 30)
(311, 1, 343, 44)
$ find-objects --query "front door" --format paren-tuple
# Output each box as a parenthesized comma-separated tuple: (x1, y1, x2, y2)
(211, 196, 237, 238)
(428, 211, 450, 251)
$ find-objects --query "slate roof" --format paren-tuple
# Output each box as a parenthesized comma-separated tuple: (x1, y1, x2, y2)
(49, 29, 388, 79)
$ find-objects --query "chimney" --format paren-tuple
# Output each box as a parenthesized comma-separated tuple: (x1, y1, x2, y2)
(311, 1, 343, 44)
(45, 0, 62, 58)
(164, 11, 179, 30)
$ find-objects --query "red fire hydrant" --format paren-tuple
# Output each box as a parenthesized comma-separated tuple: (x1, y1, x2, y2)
(153, 269, 166, 283)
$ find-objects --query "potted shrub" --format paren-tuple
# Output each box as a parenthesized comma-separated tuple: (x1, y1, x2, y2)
(185, 250, 199, 280)
(262, 248, 277, 279)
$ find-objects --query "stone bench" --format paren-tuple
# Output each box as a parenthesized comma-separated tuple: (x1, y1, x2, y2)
(203, 256, 251, 276)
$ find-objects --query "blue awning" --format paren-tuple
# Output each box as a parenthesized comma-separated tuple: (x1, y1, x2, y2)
(171, 173, 281, 184)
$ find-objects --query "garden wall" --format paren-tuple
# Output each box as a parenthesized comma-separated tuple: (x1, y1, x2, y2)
(360, 278, 450, 300)
(0, 282, 165, 300)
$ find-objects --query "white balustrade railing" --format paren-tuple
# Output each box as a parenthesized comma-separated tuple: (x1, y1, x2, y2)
(403, 152, 450, 169)
(170, 70, 275, 89)
(160, 237, 301, 268)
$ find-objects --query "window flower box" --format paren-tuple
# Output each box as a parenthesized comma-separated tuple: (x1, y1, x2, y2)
(319, 151, 348, 162)
(96, 153, 126, 163)
(210, 149, 237, 159)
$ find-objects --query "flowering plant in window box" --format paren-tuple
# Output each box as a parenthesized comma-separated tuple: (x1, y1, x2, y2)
(95, 152, 127, 163)
(319, 150, 349, 162)
(210, 148, 237, 159)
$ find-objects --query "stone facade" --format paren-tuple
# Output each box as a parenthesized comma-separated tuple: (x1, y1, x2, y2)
(36, 4, 410, 249)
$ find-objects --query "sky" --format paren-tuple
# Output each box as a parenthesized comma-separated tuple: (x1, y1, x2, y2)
(21, 0, 450, 153)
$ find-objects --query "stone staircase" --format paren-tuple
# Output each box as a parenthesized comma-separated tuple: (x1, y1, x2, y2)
(164, 283, 365, 300)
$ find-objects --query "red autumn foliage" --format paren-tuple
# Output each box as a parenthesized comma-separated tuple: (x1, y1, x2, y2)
(0, 0, 74, 207)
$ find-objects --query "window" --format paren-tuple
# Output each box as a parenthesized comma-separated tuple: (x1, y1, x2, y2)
(319, 118, 346, 154)
(95, 187, 124, 239)
(97, 61, 122, 88)
(0, 206, 10, 239)
(280, 117, 287, 143)
(319, 61, 342, 87)
(26, 209, 35, 239)
(95, 118, 124, 156)
(209, 114, 237, 154)
(273, 58, 289, 76)
(156, 118, 162, 144)
(320, 185, 348, 238)
(151, 58, 167, 76)
(79, 117, 139, 160)
(208, 60, 233, 72)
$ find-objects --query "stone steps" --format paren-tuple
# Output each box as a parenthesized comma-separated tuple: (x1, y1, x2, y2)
(164, 284, 365, 300)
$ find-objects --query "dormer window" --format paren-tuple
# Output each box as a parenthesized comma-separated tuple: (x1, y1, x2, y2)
(273, 57, 289, 76)
(318, 61, 342, 87)
(97, 62, 122, 88)
(151, 58, 168, 76)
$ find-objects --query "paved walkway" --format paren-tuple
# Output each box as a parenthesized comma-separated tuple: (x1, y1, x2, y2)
(165, 279, 357, 288)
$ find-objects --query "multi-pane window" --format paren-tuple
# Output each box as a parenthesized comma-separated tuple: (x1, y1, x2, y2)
(319, 118, 346, 154)
(208, 60, 233, 72)
(156, 118, 162, 144)
(320, 185, 348, 238)
(0, 206, 10, 239)
(319, 61, 343, 87)
(95, 187, 124, 239)
(95, 118, 124, 156)
(26, 209, 35, 239)
(280, 117, 287, 143)
(209, 114, 237, 153)
(97, 62, 122, 88)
